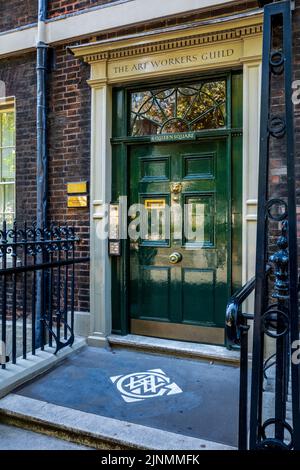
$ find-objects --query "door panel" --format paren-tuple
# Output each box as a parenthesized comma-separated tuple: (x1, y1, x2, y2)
(129, 140, 229, 341)
(183, 152, 215, 180)
(140, 266, 171, 321)
(182, 268, 215, 324)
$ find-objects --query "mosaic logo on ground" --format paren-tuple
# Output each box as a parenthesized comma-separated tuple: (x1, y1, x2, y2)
(110, 369, 182, 403)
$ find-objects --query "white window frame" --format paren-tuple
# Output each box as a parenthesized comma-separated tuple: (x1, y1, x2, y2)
(0, 96, 16, 226)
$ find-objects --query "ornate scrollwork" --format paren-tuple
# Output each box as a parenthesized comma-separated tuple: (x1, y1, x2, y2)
(269, 220, 289, 299)
(270, 50, 284, 75)
(130, 80, 227, 136)
(258, 418, 294, 450)
(268, 116, 286, 138)
(227, 2, 300, 451)
(42, 314, 75, 355)
(0, 221, 79, 258)
(262, 305, 289, 338)
(0, 220, 81, 355)
(266, 199, 288, 222)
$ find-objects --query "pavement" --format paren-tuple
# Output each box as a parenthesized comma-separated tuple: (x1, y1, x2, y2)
(0, 423, 90, 450)
(14, 345, 240, 448)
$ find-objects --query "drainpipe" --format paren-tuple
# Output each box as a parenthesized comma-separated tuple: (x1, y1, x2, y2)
(37, 0, 48, 228)
(36, 0, 48, 347)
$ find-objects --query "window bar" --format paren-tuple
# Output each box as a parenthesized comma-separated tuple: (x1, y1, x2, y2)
(22, 222, 27, 359)
(1, 220, 7, 369)
(48, 226, 53, 348)
(56, 227, 61, 347)
(40, 227, 45, 351)
(249, 2, 272, 448)
(31, 228, 36, 355)
(250, 0, 299, 450)
(284, 0, 300, 447)
(11, 221, 17, 364)
(70, 225, 75, 336)
(275, 331, 286, 441)
(64, 227, 69, 341)
(238, 314, 249, 451)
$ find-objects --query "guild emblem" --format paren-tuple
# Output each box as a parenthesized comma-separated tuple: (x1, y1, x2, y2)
(110, 368, 182, 403)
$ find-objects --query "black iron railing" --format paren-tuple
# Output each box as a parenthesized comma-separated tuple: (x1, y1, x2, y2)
(225, 277, 255, 450)
(0, 222, 89, 369)
(226, 0, 300, 450)
(226, 268, 272, 450)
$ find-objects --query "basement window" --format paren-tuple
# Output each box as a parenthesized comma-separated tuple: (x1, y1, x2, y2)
(0, 97, 15, 226)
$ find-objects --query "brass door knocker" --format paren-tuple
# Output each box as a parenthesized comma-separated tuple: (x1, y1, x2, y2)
(170, 182, 182, 202)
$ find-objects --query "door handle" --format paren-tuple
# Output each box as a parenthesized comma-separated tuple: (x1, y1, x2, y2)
(169, 252, 182, 264)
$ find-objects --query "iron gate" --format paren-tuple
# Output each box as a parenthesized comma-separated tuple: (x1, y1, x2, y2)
(0, 222, 89, 368)
(226, 0, 300, 450)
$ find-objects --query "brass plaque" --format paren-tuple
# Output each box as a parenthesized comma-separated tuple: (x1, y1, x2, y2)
(151, 132, 196, 142)
(67, 182, 87, 194)
(67, 195, 88, 208)
(145, 199, 166, 210)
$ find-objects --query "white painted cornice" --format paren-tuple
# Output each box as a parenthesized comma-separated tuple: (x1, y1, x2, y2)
(0, 26, 37, 57)
(0, 0, 259, 58)
(46, 0, 246, 44)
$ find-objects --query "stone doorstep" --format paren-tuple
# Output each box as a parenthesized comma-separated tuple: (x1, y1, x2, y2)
(108, 334, 240, 366)
(0, 337, 87, 399)
(0, 394, 236, 451)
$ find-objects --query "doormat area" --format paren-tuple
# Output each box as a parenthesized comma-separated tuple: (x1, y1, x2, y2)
(15, 346, 239, 447)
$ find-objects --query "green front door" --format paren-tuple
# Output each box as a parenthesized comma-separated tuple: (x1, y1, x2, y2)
(129, 139, 229, 344)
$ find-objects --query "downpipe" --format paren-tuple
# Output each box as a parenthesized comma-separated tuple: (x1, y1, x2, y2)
(36, 0, 48, 348)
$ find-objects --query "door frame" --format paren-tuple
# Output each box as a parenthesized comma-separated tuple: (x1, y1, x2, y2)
(70, 16, 262, 346)
(111, 71, 243, 341)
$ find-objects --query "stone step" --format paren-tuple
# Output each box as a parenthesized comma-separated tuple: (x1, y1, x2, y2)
(108, 334, 240, 366)
(0, 337, 87, 400)
(0, 394, 236, 451)
(0, 423, 90, 450)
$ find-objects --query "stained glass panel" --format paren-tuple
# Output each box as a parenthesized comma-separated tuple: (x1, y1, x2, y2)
(130, 80, 226, 136)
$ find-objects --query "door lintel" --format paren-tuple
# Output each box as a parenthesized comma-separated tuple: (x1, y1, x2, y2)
(69, 14, 263, 85)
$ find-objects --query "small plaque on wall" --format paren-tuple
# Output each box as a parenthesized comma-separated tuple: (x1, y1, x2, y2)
(67, 195, 88, 208)
(67, 182, 88, 194)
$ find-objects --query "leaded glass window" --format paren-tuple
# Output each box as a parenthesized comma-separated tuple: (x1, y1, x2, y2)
(0, 99, 15, 225)
(130, 80, 226, 136)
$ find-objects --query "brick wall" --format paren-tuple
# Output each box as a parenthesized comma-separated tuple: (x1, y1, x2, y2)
(0, 0, 37, 33)
(0, 53, 37, 223)
(0, 0, 298, 316)
(91, 1, 259, 42)
(47, 0, 259, 21)
(48, 0, 121, 17)
(0, 1, 259, 34)
(269, 3, 300, 258)
(293, 4, 300, 246)
(48, 45, 91, 312)
(0, 47, 90, 312)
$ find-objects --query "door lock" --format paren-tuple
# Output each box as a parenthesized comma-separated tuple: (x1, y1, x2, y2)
(169, 252, 182, 264)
